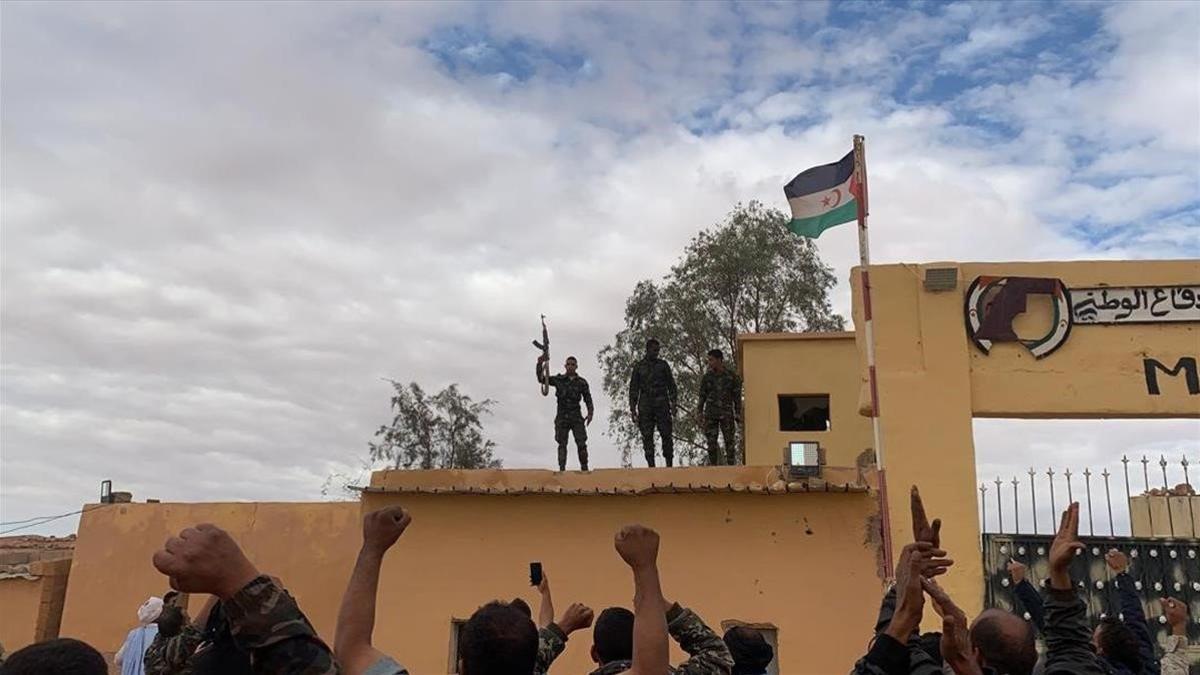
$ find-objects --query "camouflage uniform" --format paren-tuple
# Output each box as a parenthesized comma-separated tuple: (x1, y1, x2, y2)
(587, 602, 733, 674)
(539, 362, 594, 471)
(697, 368, 742, 466)
(535, 623, 569, 675)
(629, 356, 678, 467)
(144, 623, 204, 675)
(223, 575, 343, 675)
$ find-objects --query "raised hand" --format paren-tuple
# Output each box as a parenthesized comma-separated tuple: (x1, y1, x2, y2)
(923, 578, 983, 675)
(1163, 597, 1188, 635)
(1007, 558, 1027, 584)
(910, 485, 941, 549)
(362, 506, 412, 555)
(887, 541, 953, 641)
(1049, 503, 1084, 590)
(537, 571, 551, 595)
(1104, 548, 1129, 574)
(152, 524, 261, 599)
(615, 524, 660, 571)
(558, 602, 595, 634)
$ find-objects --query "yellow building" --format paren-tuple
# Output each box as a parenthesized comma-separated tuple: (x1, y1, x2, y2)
(3, 258, 1196, 673)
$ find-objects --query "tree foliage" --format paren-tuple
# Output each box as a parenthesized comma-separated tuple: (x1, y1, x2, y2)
(597, 201, 844, 466)
(369, 380, 501, 470)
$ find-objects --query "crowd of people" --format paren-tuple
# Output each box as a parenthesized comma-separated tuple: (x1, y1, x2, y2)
(0, 487, 1193, 675)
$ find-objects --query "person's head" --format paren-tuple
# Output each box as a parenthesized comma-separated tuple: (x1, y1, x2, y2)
(1094, 617, 1141, 672)
(459, 601, 537, 675)
(137, 596, 164, 625)
(707, 349, 724, 371)
(723, 626, 773, 675)
(969, 609, 1038, 675)
(156, 604, 186, 638)
(591, 606, 635, 665)
(509, 597, 532, 618)
(565, 356, 578, 375)
(645, 339, 660, 359)
(1, 638, 106, 675)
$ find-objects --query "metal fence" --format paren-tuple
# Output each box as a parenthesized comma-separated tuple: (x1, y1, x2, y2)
(980, 455, 1197, 538)
(983, 533, 1200, 642)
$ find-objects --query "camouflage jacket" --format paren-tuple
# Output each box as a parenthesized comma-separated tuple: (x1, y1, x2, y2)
(588, 603, 733, 675)
(629, 357, 678, 410)
(539, 366, 594, 419)
(536, 623, 569, 675)
(223, 575, 340, 675)
(144, 623, 204, 675)
(697, 369, 742, 418)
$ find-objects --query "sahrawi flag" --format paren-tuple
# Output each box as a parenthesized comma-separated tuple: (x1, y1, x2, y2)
(784, 150, 861, 238)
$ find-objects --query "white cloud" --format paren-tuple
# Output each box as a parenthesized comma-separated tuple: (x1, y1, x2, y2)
(1, 1, 1197, 535)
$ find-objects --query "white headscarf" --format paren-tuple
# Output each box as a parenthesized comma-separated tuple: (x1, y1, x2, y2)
(137, 596, 164, 625)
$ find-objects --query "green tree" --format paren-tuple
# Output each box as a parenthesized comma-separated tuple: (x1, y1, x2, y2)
(597, 201, 844, 466)
(369, 380, 501, 470)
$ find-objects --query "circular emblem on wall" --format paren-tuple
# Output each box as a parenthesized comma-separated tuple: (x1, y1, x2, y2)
(965, 276, 1073, 359)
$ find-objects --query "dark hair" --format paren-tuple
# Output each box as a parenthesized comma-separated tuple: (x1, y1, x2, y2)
(460, 601, 537, 675)
(971, 610, 1037, 675)
(1096, 617, 1142, 673)
(566, 356, 578, 363)
(510, 598, 532, 618)
(646, 338, 660, 348)
(1, 638, 107, 675)
(156, 604, 186, 638)
(593, 607, 635, 663)
(708, 349, 724, 360)
(723, 626, 773, 674)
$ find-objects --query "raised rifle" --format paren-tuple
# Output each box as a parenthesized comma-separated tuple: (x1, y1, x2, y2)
(532, 314, 550, 396)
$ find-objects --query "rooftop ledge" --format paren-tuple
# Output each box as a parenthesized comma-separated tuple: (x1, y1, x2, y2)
(360, 465, 870, 497)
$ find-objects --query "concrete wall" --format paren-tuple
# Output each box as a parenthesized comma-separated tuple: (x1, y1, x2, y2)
(738, 332, 874, 468)
(849, 259, 1200, 619)
(0, 559, 72, 652)
(59, 468, 883, 674)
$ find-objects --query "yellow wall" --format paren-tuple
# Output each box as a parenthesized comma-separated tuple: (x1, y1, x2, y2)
(0, 559, 71, 653)
(60, 502, 362, 659)
(0, 577, 43, 652)
(738, 332, 875, 469)
(848, 259, 1200, 618)
(59, 467, 883, 675)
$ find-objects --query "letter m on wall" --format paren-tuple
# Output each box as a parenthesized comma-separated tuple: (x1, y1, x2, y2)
(1144, 357, 1200, 395)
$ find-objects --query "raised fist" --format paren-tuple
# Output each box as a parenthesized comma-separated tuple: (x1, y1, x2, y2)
(1104, 548, 1129, 574)
(362, 506, 412, 554)
(152, 524, 260, 599)
(1006, 559, 1027, 584)
(1163, 597, 1188, 630)
(615, 524, 660, 571)
(558, 602, 595, 634)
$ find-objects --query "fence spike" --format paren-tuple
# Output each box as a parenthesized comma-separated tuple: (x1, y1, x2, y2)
(1029, 467, 1039, 535)
(995, 477, 1004, 534)
(1065, 468, 1074, 505)
(1047, 468, 1057, 523)
(1083, 468, 1094, 536)
(1161, 455, 1175, 536)
(1142, 456, 1155, 535)
(980, 484, 988, 534)
(1012, 477, 1020, 534)
(1102, 468, 1114, 536)
(1184, 456, 1196, 536)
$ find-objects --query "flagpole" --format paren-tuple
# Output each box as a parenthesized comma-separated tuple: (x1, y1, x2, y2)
(853, 134, 894, 579)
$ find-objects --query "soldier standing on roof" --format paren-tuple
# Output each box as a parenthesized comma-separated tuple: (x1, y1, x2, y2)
(537, 354, 594, 471)
(629, 338, 678, 467)
(696, 348, 742, 466)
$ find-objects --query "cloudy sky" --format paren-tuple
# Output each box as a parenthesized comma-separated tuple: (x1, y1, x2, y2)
(2, 1, 1198, 537)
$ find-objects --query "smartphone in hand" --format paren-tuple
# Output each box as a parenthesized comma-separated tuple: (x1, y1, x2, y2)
(530, 561, 543, 586)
